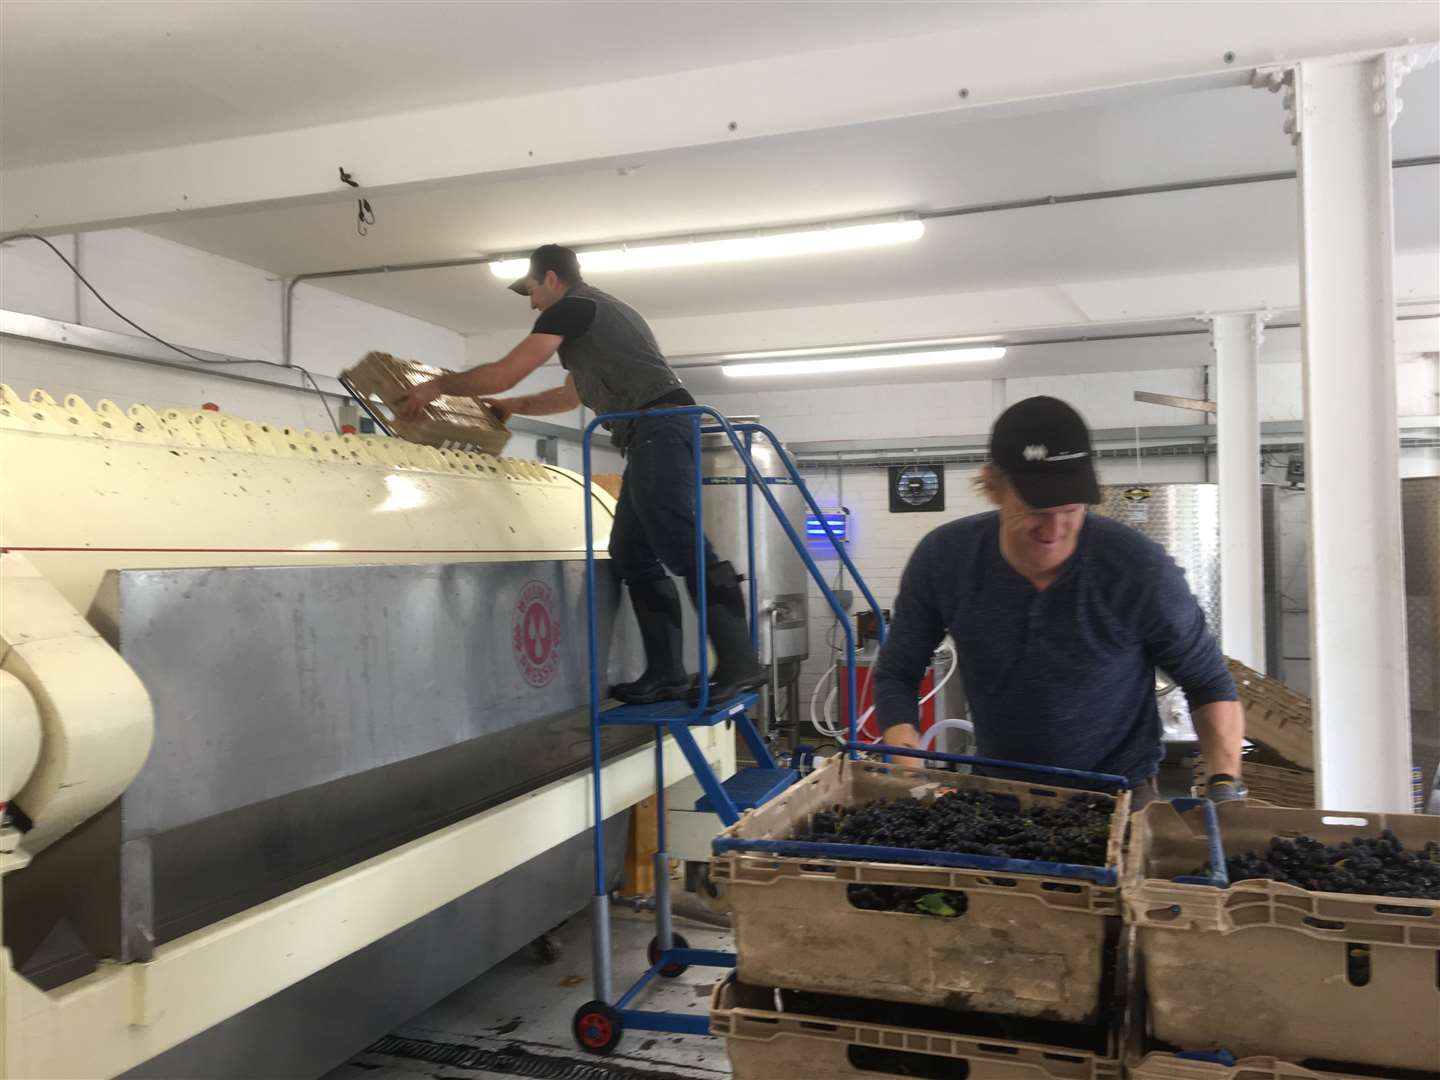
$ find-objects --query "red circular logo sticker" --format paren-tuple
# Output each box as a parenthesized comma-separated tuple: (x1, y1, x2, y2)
(513, 580, 561, 687)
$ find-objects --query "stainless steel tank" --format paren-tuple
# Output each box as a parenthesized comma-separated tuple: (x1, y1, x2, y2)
(700, 419, 810, 665)
(1093, 482, 1221, 743)
(1264, 477, 1439, 794)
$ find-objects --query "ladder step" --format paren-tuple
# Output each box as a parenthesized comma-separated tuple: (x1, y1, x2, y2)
(695, 766, 796, 813)
(599, 692, 759, 727)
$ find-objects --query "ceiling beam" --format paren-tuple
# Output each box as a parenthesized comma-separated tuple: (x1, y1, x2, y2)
(4, 3, 1434, 235)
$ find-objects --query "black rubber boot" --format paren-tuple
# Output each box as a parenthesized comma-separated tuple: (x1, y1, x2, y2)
(612, 578, 691, 704)
(686, 561, 768, 705)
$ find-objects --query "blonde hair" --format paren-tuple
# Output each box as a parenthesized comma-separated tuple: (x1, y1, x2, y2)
(972, 462, 1010, 504)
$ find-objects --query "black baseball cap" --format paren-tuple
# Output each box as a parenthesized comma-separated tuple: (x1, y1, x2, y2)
(989, 396, 1100, 508)
(507, 244, 582, 295)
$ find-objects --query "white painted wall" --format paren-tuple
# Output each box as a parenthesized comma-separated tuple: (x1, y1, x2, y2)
(0, 228, 619, 467)
(0, 228, 462, 423)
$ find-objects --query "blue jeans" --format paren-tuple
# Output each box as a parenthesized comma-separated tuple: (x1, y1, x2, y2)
(609, 414, 719, 585)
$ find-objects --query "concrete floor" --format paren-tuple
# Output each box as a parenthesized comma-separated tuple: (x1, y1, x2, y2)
(325, 908, 734, 1080)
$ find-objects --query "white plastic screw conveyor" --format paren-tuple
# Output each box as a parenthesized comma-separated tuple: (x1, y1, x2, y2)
(0, 384, 736, 1080)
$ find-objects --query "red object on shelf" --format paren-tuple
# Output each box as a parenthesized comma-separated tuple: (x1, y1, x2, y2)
(201, 402, 220, 412)
(340, 424, 358, 435)
(838, 661, 936, 742)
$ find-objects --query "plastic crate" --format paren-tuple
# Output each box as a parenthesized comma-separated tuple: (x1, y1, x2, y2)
(713, 977, 1122, 1080)
(1125, 800, 1440, 1073)
(1226, 658, 1313, 770)
(1193, 759, 1315, 808)
(1129, 1054, 1407, 1080)
(711, 754, 1130, 1023)
(341, 350, 511, 455)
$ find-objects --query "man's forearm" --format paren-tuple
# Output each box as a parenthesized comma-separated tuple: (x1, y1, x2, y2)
(1193, 699, 1244, 776)
(505, 384, 578, 416)
(431, 364, 515, 399)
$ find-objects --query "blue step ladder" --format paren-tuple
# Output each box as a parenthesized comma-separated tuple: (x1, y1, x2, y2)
(570, 406, 885, 1055)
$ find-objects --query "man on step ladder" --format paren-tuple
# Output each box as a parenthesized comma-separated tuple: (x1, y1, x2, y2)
(396, 243, 766, 704)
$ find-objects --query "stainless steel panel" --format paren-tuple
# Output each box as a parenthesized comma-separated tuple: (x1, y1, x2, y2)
(1094, 483, 1221, 631)
(1402, 477, 1439, 787)
(1262, 486, 1282, 677)
(93, 561, 636, 833)
(1093, 483, 1221, 743)
(1259, 478, 1438, 787)
(701, 420, 811, 663)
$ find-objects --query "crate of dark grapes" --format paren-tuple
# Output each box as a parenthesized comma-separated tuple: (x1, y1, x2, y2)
(710, 753, 1130, 1023)
(1125, 800, 1440, 1073)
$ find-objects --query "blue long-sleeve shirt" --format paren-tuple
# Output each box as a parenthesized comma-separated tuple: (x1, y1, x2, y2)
(872, 511, 1236, 785)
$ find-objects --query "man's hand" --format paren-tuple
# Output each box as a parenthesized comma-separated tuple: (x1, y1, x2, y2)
(880, 724, 922, 767)
(393, 379, 444, 420)
(482, 398, 514, 425)
(1205, 772, 1248, 803)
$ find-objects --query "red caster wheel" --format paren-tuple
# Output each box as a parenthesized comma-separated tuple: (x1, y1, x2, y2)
(572, 1000, 622, 1055)
(648, 932, 690, 978)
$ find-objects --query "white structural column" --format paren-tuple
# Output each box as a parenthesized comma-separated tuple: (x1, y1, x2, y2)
(1212, 313, 1266, 671)
(1290, 51, 1421, 812)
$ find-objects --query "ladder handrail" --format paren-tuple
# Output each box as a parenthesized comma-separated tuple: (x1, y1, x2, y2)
(725, 421, 886, 644)
(581, 405, 878, 753)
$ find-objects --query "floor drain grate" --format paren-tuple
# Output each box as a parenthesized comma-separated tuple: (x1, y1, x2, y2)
(364, 1034, 707, 1080)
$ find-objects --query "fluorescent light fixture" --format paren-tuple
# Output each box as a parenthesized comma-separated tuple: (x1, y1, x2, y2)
(487, 216, 923, 279)
(723, 346, 1006, 379)
(716, 335, 1002, 362)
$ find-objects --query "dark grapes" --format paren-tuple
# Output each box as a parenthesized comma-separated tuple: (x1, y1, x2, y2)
(798, 789, 1114, 868)
(1209, 829, 1440, 900)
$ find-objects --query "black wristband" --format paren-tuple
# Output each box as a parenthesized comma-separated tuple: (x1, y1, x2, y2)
(1209, 773, 1237, 784)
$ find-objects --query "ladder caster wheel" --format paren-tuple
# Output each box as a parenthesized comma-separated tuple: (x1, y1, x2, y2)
(573, 1000, 622, 1055)
(648, 932, 689, 977)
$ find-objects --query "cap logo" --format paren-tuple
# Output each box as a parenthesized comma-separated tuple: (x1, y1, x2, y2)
(1022, 444, 1088, 463)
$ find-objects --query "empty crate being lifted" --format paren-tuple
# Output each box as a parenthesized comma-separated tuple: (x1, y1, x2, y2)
(1125, 800, 1440, 1073)
(710, 753, 1130, 1023)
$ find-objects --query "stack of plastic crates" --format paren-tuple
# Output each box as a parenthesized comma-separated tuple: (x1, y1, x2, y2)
(1124, 799, 1440, 1078)
(709, 748, 1133, 1080)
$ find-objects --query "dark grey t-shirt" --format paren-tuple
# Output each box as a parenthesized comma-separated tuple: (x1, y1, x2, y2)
(872, 511, 1236, 785)
(533, 283, 684, 445)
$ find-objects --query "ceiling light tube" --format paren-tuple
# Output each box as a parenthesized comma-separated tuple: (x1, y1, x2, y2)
(716, 335, 1003, 361)
(722, 346, 1006, 378)
(488, 216, 923, 279)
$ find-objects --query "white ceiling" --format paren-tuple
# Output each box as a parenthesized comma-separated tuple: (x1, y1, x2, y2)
(139, 71, 1439, 335)
(0, 0, 1043, 168)
(670, 313, 1440, 397)
(4, 0, 1437, 383)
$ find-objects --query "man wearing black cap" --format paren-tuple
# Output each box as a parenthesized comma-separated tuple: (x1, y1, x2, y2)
(395, 244, 766, 705)
(871, 396, 1245, 808)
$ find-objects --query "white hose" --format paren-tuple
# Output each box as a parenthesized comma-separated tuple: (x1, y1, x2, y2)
(919, 717, 974, 751)
(811, 638, 958, 744)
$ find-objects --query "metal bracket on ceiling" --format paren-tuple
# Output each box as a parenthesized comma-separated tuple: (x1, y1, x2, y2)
(1380, 44, 1439, 128)
(1250, 309, 1273, 350)
(1250, 65, 1299, 145)
(1194, 308, 1274, 352)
